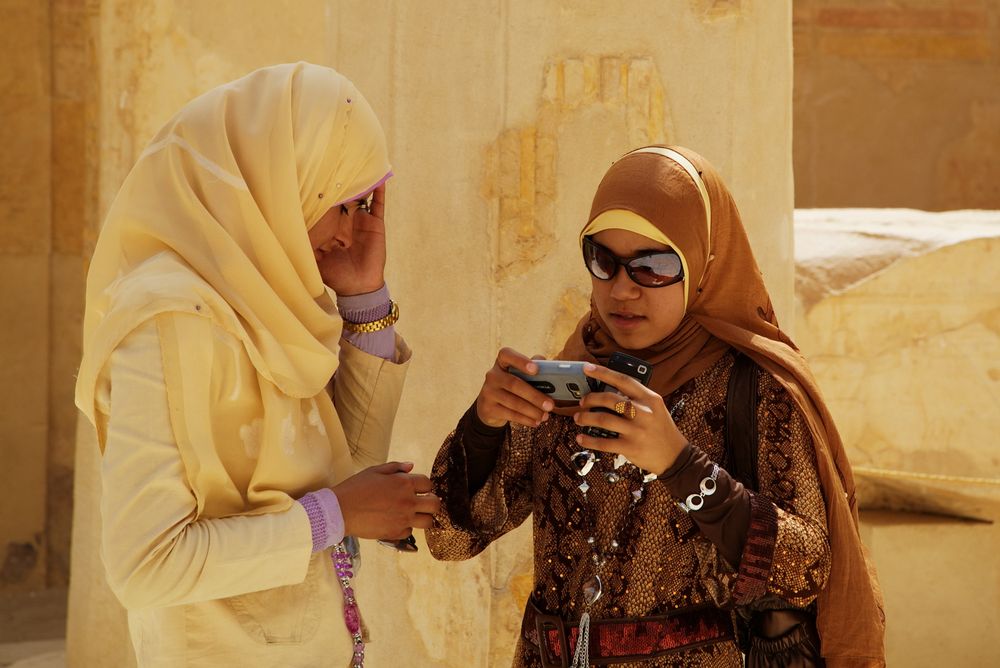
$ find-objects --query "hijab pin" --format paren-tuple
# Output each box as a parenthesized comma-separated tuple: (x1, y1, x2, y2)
(317, 193, 324, 199)
(347, 97, 352, 103)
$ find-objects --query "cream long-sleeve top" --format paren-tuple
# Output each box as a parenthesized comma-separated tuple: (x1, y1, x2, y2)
(96, 311, 409, 667)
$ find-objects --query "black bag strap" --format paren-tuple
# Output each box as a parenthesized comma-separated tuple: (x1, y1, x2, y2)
(725, 353, 760, 492)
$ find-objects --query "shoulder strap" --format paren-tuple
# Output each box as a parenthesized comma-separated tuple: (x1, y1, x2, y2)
(725, 353, 761, 492)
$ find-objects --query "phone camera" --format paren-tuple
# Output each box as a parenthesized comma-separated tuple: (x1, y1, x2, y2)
(567, 383, 583, 399)
(530, 381, 556, 394)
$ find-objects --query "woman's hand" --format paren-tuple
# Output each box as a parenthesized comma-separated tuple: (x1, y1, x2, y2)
(332, 461, 441, 540)
(316, 184, 387, 296)
(573, 363, 688, 475)
(475, 348, 555, 428)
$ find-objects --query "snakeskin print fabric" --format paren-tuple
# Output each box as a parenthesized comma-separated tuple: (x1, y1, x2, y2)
(426, 352, 831, 667)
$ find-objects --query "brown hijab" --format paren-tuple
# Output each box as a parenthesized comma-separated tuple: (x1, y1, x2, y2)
(559, 146, 886, 666)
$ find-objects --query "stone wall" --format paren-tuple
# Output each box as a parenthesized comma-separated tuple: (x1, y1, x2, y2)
(796, 209, 1000, 666)
(62, 1, 794, 666)
(0, 0, 96, 594)
(0, 0, 51, 593)
(793, 0, 1000, 210)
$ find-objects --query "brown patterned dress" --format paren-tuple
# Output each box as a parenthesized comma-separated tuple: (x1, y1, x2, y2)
(426, 352, 831, 667)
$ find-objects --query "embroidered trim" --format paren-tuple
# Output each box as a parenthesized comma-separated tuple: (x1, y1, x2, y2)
(733, 492, 779, 604)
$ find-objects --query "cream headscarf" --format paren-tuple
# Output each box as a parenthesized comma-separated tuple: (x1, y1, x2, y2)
(76, 62, 392, 424)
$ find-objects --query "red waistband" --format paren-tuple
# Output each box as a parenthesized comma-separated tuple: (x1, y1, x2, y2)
(523, 598, 735, 667)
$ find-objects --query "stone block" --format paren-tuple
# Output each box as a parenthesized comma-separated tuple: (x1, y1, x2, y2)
(0, 0, 51, 256)
(796, 208, 1000, 666)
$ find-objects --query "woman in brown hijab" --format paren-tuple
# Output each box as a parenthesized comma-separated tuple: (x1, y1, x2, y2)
(426, 146, 885, 667)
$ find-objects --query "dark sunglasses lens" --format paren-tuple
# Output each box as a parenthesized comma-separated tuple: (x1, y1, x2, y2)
(628, 253, 683, 287)
(583, 240, 616, 280)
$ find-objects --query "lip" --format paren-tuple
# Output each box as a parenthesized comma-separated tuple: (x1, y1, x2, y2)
(609, 312, 646, 330)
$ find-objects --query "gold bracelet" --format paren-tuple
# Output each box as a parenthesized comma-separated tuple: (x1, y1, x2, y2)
(341, 301, 399, 334)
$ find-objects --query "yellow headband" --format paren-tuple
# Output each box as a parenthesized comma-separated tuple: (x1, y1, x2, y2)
(580, 209, 692, 309)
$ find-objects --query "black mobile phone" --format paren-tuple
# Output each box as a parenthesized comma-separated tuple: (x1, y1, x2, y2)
(583, 352, 653, 439)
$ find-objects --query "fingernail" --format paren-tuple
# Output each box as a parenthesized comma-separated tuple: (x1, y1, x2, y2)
(575, 434, 584, 444)
(543, 401, 554, 411)
(584, 363, 596, 371)
(527, 362, 538, 373)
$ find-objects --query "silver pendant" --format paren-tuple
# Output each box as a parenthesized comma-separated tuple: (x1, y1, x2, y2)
(571, 450, 596, 476)
(582, 575, 603, 605)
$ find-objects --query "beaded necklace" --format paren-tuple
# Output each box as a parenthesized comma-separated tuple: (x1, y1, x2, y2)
(568, 398, 685, 668)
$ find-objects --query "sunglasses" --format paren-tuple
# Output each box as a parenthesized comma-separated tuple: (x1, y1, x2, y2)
(582, 236, 684, 288)
(340, 195, 371, 216)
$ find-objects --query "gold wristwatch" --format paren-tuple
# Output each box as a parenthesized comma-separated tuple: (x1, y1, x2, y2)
(341, 301, 399, 334)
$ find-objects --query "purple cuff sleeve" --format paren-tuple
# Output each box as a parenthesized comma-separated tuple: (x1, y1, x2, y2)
(337, 284, 395, 361)
(297, 487, 346, 552)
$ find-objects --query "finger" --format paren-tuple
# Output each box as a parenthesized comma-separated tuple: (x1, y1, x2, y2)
(491, 369, 554, 413)
(411, 514, 437, 530)
(372, 460, 413, 475)
(573, 407, 633, 435)
(409, 474, 434, 494)
(413, 495, 441, 515)
(579, 392, 652, 417)
(497, 347, 540, 375)
(575, 430, 629, 453)
(369, 183, 386, 219)
(492, 382, 553, 420)
(577, 390, 627, 411)
(582, 363, 645, 398)
(484, 401, 546, 428)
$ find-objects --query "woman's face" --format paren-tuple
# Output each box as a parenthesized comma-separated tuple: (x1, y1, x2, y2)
(307, 198, 368, 262)
(589, 228, 686, 350)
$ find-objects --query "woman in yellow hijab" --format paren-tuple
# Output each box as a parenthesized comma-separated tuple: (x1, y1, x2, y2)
(75, 62, 438, 667)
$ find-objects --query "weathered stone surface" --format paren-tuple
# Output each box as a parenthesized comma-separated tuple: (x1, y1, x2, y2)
(793, 0, 1000, 210)
(796, 208, 1000, 668)
(0, 256, 50, 592)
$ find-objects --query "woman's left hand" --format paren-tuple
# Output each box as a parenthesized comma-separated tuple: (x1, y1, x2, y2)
(573, 363, 688, 475)
(317, 184, 387, 295)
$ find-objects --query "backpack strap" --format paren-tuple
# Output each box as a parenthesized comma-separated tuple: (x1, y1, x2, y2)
(725, 352, 761, 492)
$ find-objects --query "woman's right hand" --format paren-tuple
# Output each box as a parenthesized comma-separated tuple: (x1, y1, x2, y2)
(475, 347, 554, 428)
(332, 461, 441, 540)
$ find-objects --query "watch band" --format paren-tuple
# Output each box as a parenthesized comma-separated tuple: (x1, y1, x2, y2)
(341, 300, 399, 334)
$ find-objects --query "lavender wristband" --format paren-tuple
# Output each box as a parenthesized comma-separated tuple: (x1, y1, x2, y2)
(337, 285, 395, 361)
(296, 487, 346, 552)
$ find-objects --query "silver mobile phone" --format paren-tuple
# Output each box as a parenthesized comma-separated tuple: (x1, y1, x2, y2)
(508, 360, 597, 402)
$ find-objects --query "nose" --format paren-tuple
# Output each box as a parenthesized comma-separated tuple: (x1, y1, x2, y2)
(608, 266, 639, 301)
(326, 210, 355, 250)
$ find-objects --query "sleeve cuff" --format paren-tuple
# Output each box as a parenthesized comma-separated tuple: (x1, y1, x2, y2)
(297, 488, 346, 552)
(337, 284, 391, 322)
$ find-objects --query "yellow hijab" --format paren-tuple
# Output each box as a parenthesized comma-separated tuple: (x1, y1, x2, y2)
(75, 63, 393, 515)
(76, 62, 391, 421)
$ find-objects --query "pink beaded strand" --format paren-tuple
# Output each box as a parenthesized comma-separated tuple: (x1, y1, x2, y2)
(333, 543, 365, 667)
